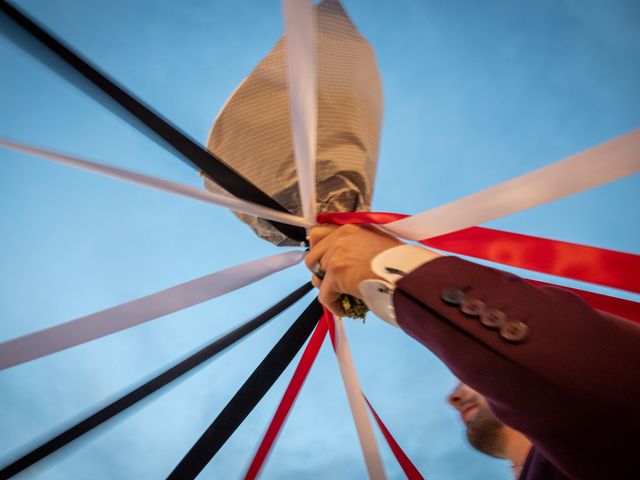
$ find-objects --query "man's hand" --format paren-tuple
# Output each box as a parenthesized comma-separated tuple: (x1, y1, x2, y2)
(305, 224, 404, 315)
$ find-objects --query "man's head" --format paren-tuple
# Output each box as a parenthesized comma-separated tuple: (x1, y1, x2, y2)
(448, 382, 509, 458)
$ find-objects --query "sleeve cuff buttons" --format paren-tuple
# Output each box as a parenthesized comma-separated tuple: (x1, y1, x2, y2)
(440, 288, 529, 344)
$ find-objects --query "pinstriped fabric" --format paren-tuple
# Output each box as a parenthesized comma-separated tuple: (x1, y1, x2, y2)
(204, 0, 383, 245)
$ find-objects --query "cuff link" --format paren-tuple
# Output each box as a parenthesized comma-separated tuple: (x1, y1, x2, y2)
(384, 266, 408, 276)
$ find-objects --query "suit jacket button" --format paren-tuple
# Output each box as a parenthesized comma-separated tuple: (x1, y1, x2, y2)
(441, 288, 466, 305)
(460, 298, 485, 317)
(480, 308, 507, 329)
(499, 320, 529, 343)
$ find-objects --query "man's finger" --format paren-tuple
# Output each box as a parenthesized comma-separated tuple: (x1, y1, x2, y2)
(307, 246, 337, 291)
(304, 228, 341, 270)
(305, 241, 328, 271)
(318, 271, 343, 316)
(308, 225, 339, 247)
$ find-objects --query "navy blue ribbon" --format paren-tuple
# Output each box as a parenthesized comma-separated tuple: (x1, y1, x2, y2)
(0, 1, 306, 243)
(0, 284, 312, 479)
(167, 298, 323, 479)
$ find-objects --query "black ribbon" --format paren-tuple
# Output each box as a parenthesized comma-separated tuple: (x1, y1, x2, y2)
(0, 1, 307, 243)
(167, 298, 323, 479)
(0, 283, 312, 479)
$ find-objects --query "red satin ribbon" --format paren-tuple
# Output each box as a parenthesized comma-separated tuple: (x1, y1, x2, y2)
(323, 308, 423, 478)
(243, 213, 638, 477)
(317, 212, 640, 294)
(364, 395, 424, 480)
(244, 317, 328, 480)
(318, 212, 640, 323)
(245, 308, 424, 479)
(525, 279, 639, 322)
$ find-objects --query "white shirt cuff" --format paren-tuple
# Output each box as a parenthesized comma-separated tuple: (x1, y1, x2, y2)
(358, 245, 442, 326)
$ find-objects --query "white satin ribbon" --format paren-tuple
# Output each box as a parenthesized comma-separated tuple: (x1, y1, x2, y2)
(283, 0, 317, 224)
(283, 4, 380, 474)
(0, 251, 305, 370)
(0, 139, 312, 229)
(382, 129, 640, 240)
(332, 315, 386, 479)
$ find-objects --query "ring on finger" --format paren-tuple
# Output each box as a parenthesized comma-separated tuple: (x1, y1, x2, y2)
(312, 261, 326, 280)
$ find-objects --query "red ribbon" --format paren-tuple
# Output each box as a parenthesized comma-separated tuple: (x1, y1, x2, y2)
(244, 317, 328, 480)
(245, 308, 424, 478)
(318, 212, 640, 323)
(525, 279, 639, 322)
(245, 211, 639, 477)
(321, 307, 423, 478)
(318, 212, 640, 294)
(364, 395, 424, 480)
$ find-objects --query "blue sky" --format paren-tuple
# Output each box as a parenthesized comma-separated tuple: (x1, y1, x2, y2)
(0, 0, 638, 478)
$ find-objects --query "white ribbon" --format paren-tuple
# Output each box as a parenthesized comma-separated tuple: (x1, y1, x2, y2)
(382, 129, 640, 240)
(283, 0, 317, 224)
(283, 4, 381, 475)
(0, 251, 305, 370)
(332, 315, 386, 480)
(0, 139, 312, 229)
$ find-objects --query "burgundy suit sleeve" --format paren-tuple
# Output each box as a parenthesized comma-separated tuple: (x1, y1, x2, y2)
(393, 256, 640, 480)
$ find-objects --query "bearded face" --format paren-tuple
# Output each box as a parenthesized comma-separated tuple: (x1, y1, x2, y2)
(448, 382, 507, 458)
